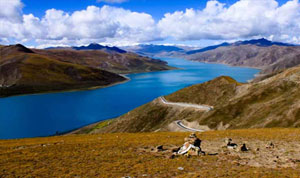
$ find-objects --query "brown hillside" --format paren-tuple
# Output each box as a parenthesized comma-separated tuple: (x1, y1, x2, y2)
(91, 65, 300, 133)
(0, 45, 126, 97)
(186, 45, 300, 75)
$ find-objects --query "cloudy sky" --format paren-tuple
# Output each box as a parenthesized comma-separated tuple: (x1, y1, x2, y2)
(0, 0, 299, 48)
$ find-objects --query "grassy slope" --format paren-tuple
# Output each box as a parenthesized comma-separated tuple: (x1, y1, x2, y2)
(1, 129, 300, 177)
(91, 66, 300, 133)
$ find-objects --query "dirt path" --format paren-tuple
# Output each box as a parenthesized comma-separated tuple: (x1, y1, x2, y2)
(174, 120, 205, 132)
(160, 96, 213, 111)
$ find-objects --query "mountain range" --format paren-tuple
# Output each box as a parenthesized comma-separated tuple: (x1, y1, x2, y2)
(123, 44, 188, 57)
(185, 39, 300, 76)
(72, 43, 127, 53)
(122, 39, 300, 77)
(47, 43, 127, 53)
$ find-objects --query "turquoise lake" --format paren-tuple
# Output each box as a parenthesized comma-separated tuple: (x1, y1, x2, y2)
(0, 58, 260, 139)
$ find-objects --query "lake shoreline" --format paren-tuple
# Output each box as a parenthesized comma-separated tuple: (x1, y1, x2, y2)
(0, 68, 179, 99)
(0, 58, 260, 139)
(0, 75, 131, 99)
(66, 62, 262, 136)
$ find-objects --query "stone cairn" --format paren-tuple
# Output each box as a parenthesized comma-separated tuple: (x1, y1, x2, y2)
(175, 133, 205, 156)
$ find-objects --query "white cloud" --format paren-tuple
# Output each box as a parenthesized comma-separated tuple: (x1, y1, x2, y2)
(0, 0, 23, 22)
(1, 0, 300, 47)
(96, 0, 127, 3)
(0, 2, 159, 46)
(158, 0, 300, 43)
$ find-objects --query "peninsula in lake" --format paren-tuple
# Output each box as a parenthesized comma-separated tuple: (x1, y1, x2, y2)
(0, 44, 174, 97)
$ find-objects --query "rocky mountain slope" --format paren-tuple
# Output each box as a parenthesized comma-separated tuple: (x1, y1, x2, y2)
(91, 63, 300, 133)
(0, 44, 174, 97)
(185, 39, 300, 75)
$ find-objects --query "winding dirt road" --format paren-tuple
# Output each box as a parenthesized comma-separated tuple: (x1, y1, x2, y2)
(160, 96, 213, 111)
(175, 120, 205, 132)
(159, 96, 213, 132)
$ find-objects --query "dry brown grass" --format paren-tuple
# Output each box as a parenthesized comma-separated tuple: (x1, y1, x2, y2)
(1, 129, 300, 177)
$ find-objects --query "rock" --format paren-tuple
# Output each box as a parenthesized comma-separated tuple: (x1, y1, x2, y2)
(225, 138, 238, 149)
(184, 133, 202, 147)
(156, 145, 163, 151)
(178, 167, 184, 171)
(266, 142, 275, 149)
(188, 146, 201, 156)
(168, 154, 176, 159)
(178, 133, 203, 156)
(241, 143, 249, 152)
(172, 147, 180, 153)
(178, 142, 191, 155)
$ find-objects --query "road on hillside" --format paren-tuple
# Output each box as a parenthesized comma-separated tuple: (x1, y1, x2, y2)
(159, 96, 213, 132)
(159, 96, 213, 111)
(175, 120, 205, 132)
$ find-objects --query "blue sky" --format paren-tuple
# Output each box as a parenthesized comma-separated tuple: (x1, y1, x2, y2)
(0, 0, 299, 48)
(21, 0, 287, 20)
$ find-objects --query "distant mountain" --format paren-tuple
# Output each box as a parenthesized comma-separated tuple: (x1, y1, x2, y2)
(186, 38, 294, 55)
(186, 42, 230, 55)
(73, 43, 127, 53)
(233, 38, 294, 47)
(135, 44, 184, 53)
(47, 43, 127, 54)
(185, 39, 300, 75)
(124, 44, 186, 57)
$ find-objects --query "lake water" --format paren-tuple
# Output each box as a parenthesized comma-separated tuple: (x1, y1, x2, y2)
(0, 58, 260, 139)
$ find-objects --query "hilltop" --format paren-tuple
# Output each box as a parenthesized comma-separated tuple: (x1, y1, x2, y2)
(0, 44, 174, 97)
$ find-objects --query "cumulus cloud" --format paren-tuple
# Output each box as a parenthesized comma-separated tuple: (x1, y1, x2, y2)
(1, 0, 300, 46)
(158, 0, 300, 44)
(0, 0, 23, 22)
(96, 0, 128, 3)
(0, 1, 159, 46)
